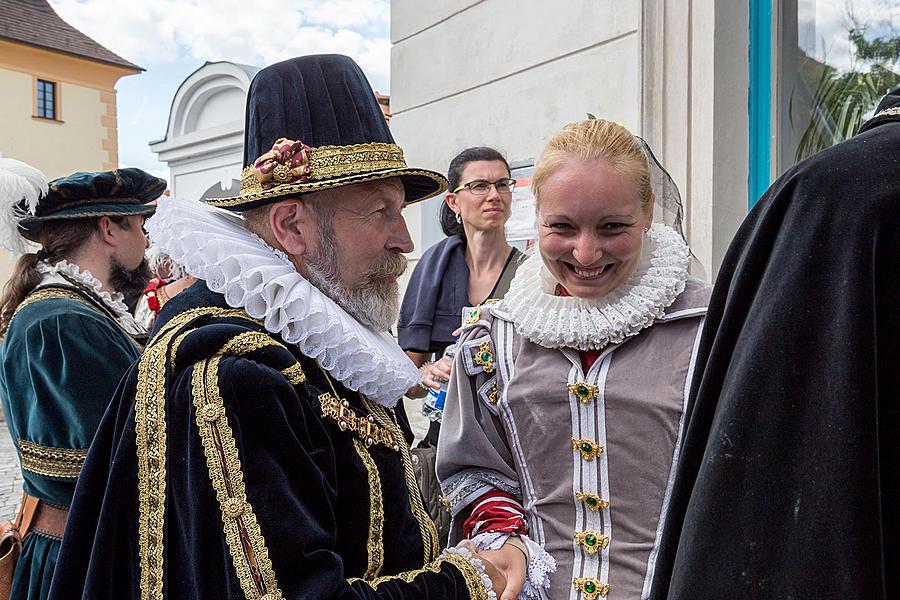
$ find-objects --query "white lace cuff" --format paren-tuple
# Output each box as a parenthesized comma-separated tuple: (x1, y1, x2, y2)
(442, 546, 498, 600)
(469, 533, 556, 599)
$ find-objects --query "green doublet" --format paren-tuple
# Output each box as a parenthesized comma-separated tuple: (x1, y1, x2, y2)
(0, 290, 141, 600)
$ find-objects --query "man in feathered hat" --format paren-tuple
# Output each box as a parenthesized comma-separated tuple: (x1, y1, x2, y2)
(50, 55, 513, 600)
(0, 160, 162, 600)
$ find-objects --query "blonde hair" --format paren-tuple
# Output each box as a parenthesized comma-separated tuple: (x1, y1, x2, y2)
(532, 119, 651, 213)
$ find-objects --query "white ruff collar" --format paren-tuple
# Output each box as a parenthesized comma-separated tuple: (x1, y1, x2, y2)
(35, 259, 146, 336)
(494, 223, 690, 351)
(145, 197, 418, 407)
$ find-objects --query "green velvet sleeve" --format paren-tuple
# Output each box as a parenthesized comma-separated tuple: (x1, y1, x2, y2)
(0, 302, 140, 506)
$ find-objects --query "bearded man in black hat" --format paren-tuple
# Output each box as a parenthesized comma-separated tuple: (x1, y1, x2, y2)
(0, 162, 161, 600)
(647, 89, 900, 598)
(49, 55, 510, 600)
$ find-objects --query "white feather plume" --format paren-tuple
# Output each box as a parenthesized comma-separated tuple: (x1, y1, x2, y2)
(0, 157, 48, 254)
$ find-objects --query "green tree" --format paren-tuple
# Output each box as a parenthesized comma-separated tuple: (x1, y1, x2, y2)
(795, 26, 899, 161)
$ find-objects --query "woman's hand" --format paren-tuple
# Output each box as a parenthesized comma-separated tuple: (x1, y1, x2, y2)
(456, 541, 510, 599)
(477, 542, 526, 600)
(420, 356, 453, 390)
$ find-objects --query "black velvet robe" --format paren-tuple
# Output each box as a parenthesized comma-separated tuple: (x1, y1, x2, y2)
(648, 90, 900, 598)
(49, 283, 487, 599)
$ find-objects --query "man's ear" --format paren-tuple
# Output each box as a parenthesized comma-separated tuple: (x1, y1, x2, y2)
(96, 216, 119, 248)
(268, 200, 308, 257)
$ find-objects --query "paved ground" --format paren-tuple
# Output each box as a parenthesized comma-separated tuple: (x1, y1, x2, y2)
(0, 427, 22, 520)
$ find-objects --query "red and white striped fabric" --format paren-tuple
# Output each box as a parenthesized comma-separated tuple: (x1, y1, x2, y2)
(463, 490, 527, 538)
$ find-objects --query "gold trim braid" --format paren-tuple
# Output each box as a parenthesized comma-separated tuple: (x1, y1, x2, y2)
(352, 439, 385, 581)
(362, 398, 440, 563)
(135, 316, 179, 600)
(280, 362, 306, 385)
(350, 554, 489, 600)
(18, 439, 87, 479)
(13, 288, 93, 316)
(873, 106, 900, 119)
(135, 307, 251, 600)
(239, 142, 406, 196)
(306, 143, 406, 181)
(216, 331, 306, 384)
(217, 331, 283, 356)
(192, 357, 283, 600)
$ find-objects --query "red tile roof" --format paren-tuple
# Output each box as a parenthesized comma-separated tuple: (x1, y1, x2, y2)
(0, 0, 142, 71)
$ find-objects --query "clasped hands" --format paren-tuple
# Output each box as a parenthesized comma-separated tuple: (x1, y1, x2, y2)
(456, 539, 527, 600)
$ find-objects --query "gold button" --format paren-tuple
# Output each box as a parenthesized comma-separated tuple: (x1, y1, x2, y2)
(222, 497, 246, 519)
(199, 404, 223, 423)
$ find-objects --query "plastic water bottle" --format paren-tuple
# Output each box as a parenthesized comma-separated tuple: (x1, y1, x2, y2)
(423, 342, 457, 422)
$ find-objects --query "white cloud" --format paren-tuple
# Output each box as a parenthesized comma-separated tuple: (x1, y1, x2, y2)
(799, 0, 899, 72)
(49, 0, 391, 90)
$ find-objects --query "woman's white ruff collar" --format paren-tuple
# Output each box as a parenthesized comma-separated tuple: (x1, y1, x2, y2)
(36, 259, 145, 336)
(495, 223, 690, 351)
(145, 197, 418, 407)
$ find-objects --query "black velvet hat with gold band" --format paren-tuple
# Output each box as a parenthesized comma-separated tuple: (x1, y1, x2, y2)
(204, 54, 448, 212)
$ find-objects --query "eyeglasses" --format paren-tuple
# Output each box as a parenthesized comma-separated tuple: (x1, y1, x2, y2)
(452, 178, 517, 195)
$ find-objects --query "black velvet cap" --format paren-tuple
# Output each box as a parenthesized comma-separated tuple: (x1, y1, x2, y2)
(19, 167, 164, 240)
(208, 54, 447, 211)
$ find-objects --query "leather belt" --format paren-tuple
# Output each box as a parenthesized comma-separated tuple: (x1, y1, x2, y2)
(17, 493, 68, 541)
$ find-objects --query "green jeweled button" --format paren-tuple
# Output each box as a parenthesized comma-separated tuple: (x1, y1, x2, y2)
(576, 384, 589, 396)
(585, 533, 597, 547)
(481, 352, 491, 362)
(581, 442, 593, 454)
(586, 496, 598, 507)
(584, 581, 596, 594)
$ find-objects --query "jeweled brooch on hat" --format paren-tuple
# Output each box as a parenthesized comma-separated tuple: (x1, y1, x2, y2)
(252, 138, 313, 190)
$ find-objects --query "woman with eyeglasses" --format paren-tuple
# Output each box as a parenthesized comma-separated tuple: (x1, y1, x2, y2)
(399, 147, 522, 428)
(397, 148, 522, 545)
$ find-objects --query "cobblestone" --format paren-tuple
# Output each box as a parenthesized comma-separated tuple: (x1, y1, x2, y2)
(0, 427, 23, 520)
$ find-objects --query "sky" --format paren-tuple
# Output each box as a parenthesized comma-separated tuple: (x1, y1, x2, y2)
(798, 0, 899, 71)
(49, 0, 392, 182)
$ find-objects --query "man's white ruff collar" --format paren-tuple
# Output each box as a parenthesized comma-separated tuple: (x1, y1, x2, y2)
(36, 260, 145, 336)
(494, 223, 690, 351)
(145, 197, 418, 407)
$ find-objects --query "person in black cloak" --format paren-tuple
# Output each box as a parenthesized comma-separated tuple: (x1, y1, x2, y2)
(47, 55, 508, 600)
(647, 88, 900, 598)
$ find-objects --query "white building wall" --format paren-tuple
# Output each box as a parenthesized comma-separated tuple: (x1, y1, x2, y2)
(392, 0, 750, 278)
(150, 62, 257, 203)
(392, 0, 642, 260)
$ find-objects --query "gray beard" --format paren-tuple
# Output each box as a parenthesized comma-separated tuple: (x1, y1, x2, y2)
(300, 205, 407, 332)
(305, 263, 401, 332)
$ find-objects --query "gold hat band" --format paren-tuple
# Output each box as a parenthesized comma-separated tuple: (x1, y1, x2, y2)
(239, 141, 407, 196)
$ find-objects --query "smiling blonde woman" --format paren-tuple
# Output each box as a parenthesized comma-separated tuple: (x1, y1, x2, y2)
(438, 119, 712, 600)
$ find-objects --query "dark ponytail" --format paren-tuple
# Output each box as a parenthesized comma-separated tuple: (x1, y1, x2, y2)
(440, 146, 511, 238)
(0, 218, 103, 335)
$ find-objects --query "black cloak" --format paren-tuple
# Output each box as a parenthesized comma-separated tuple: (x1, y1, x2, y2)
(48, 283, 488, 599)
(649, 89, 900, 598)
